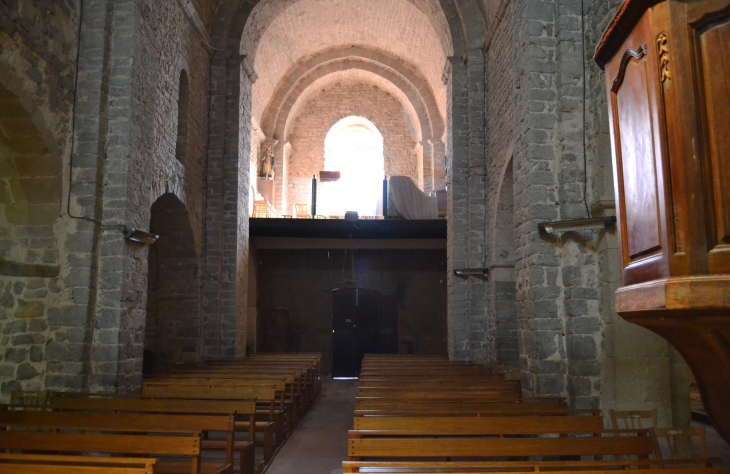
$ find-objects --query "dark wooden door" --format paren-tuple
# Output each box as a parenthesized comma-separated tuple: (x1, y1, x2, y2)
(332, 288, 394, 377)
(332, 289, 359, 377)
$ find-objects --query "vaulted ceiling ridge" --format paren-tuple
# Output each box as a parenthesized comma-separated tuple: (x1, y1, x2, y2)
(260, 46, 445, 143)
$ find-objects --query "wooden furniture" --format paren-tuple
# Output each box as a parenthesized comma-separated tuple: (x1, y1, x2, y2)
(0, 454, 156, 474)
(594, 0, 730, 443)
(350, 415, 604, 437)
(610, 409, 658, 430)
(348, 429, 657, 461)
(10, 390, 49, 407)
(294, 203, 310, 218)
(342, 461, 725, 474)
(0, 431, 228, 474)
(655, 426, 708, 459)
(0, 410, 246, 474)
(47, 397, 266, 461)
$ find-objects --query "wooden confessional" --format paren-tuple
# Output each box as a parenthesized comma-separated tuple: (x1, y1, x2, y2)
(595, 0, 730, 442)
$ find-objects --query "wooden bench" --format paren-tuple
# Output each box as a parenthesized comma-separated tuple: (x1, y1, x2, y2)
(143, 377, 295, 430)
(356, 391, 523, 401)
(0, 454, 156, 474)
(354, 399, 571, 417)
(342, 459, 725, 473)
(141, 383, 285, 448)
(350, 414, 604, 436)
(0, 409, 248, 474)
(348, 429, 657, 461)
(0, 430, 227, 474)
(50, 389, 274, 466)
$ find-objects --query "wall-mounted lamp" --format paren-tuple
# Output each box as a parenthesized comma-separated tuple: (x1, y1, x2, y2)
(454, 268, 490, 277)
(538, 216, 616, 235)
(123, 227, 159, 245)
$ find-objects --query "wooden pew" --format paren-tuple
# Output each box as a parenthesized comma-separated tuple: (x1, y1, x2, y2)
(354, 399, 572, 417)
(0, 454, 156, 474)
(49, 390, 274, 466)
(0, 430, 227, 474)
(0, 409, 249, 474)
(143, 377, 294, 427)
(342, 459, 725, 474)
(356, 391, 523, 401)
(348, 429, 657, 461)
(350, 414, 604, 436)
(141, 384, 285, 448)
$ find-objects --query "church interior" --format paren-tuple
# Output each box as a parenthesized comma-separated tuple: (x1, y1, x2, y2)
(1, 0, 730, 472)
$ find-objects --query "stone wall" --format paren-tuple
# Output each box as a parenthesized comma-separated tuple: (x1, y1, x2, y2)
(85, 0, 209, 393)
(1, 0, 211, 397)
(256, 248, 447, 374)
(284, 81, 421, 216)
(508, 0, 596, 407)
(0, 0, 80, 397)
(441, 0, 490, 363)
(484, 0, 517, 369)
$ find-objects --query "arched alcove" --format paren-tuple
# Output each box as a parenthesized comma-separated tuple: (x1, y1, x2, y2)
(0, 84, 61, 254)
(144, 193, 200, 374)
(0, 82, 62, 394)
(493, 159, 518, 367)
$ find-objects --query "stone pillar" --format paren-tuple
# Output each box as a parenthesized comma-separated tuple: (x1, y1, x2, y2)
(512, 0, 569, 400)
(203, 51, 255, 361)
(446, 49, 491, 364)
(433, 140, 447, 191)
(420, 140, 434, 194)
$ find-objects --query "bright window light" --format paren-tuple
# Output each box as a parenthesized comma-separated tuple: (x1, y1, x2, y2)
(319, 116, 384, 217)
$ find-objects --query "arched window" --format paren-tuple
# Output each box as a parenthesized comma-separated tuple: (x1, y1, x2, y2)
(175, 70, 190, 165)
(319, 116, 384, 217)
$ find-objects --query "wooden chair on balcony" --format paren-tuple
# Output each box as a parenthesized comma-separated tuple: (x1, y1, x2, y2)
(294, 204, 310, 219)
(609, 409, 657, 430)
(654, 426, 707, 460)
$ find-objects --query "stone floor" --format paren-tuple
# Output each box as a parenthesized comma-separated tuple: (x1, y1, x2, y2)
(264, 378, 730, 474)
(265, 378, 357, 474)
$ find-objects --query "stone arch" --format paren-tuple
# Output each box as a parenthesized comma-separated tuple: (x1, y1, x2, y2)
(144, 193, 201, 374)
(245, 0, 452, 127)
(260, 47, 444, 144)
(492, 157, 517, 367)
(0, 81, 62, 395)
(283, 80, 424, 214)
(240, 0, 453, 64)
(284, 70, 423, 145)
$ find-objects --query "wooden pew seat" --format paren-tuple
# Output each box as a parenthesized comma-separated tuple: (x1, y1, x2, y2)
(0, 431, 230, 474)
(0, 454, 156, 474)
(348, 430, 657, 461)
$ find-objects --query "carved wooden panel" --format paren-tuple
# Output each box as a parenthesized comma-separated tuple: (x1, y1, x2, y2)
(611, 47, 663, 263)
(693, 5, 730, 264)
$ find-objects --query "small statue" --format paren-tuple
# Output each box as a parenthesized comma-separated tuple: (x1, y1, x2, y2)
(259, 144, 276, 179)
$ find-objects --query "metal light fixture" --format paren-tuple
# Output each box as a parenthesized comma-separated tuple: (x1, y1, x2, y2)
(538, 216, 616, 235)
(123, 227, 159, 245)
(453, 268, 490, 277)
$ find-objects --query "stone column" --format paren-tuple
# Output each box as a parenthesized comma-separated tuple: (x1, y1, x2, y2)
(420, 140, 434, 194)
(446, 49, 491, 363)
